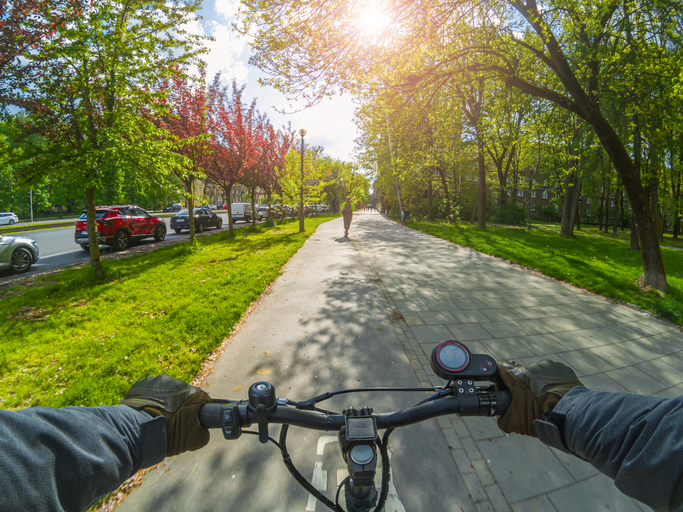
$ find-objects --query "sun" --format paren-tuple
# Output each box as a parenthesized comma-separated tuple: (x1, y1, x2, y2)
(358, 5, 391, 35)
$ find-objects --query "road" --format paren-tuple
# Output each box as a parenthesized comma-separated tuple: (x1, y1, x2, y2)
(0, 213, 259, 285)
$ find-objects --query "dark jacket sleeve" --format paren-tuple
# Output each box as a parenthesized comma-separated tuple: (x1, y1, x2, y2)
(534, 386, 683, 512)
(0, 405, 166, 512)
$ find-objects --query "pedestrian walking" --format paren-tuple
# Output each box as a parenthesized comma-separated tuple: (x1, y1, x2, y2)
(341, 196, 354, 237)
(401, 207, 410, 226)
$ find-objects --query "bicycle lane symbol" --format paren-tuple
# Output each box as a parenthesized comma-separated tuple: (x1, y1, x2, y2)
(305, 436, 407, 512)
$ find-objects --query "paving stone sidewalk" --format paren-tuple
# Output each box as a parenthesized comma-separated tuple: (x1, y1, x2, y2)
(350, 211, 683, 512)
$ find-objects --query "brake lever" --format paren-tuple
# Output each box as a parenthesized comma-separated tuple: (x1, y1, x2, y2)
(255, 403, 269, 443)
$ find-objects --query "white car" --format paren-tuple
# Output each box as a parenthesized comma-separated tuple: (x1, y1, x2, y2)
(0, 212, 19, 226)
(231, 202, 255, 223)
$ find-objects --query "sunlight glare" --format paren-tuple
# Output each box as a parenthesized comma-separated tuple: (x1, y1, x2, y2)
(358, 5, 390, 35)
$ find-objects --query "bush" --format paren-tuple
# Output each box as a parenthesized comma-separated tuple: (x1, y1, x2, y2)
(494, 203, 527, 225)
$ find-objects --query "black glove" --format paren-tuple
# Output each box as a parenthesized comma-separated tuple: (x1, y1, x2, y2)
(121, 375, 212, 457)
(496, 360, 583, 437)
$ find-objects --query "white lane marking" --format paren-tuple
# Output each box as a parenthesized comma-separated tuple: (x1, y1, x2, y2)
(305, 461, 327, 512)
(317, 435, 337, 456)
(306, 437, 407, 512)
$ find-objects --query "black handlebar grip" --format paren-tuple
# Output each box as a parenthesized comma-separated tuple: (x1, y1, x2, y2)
(493, 391, 512, 416)
(199, 402, 224, 429)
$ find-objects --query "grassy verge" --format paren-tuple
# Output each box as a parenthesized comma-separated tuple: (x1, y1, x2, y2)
(0, 215, 335, 409)
(406, 219, 683, 324)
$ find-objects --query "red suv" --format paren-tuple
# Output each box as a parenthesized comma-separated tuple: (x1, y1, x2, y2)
(75, 205, 166, 251)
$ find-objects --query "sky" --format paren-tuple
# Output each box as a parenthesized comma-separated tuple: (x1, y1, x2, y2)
(192, 0, 360, 163)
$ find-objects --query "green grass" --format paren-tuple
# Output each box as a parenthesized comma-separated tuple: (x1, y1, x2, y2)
(0, 215, 335, 410)
(407, 219, 683, 324)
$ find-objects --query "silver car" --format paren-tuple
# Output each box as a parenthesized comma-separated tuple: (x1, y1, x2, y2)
(0, 235, 40, 273)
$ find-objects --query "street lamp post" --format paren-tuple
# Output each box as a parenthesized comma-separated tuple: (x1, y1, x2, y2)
(299, 129, 306, 233)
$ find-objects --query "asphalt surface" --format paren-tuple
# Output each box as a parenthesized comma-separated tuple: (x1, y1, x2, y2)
(117, 212, 472, 512)
(0, 213, 260, 284)
(117, 210, 682, 512)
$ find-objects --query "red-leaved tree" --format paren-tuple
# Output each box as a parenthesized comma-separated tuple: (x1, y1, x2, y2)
(157, 68, 211, 243)
(205, 75, 259, 235)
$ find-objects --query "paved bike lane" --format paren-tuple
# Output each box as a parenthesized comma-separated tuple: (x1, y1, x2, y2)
(119, 211, 682, 512)
(350, 212, 683, 512)
(117, 214, 476, 512)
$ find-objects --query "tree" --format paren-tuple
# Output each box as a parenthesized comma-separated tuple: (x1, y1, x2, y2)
(205, 76, 259, 236)
(237, 0, 679, 292)
(0, 0, 81, 112)
(158, 69, 212, 244)
(6, 0, 205, 280)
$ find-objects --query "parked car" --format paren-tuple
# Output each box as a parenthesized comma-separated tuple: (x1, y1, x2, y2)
(0, 235, 40, 273)
(170, 208, 223, 233)
(74, 205, 166, 251)
(162, 204, 181, 213)
(257, 206, 280, 220)
(231, 202, 255, 223)
(0, 212, 19, 226)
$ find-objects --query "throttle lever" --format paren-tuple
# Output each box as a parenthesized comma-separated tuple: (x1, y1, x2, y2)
(256, 403, 269, 443)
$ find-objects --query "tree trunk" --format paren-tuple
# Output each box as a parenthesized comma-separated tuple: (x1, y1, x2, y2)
(225, 183, 234, 236)
(438, 168, 451, 219)
(526, 172, 533, 230)
(573, 180, 582, 230)
(613, 178, 620, 234)
(251, 186, 257, 226)
(597, 181, 605, 231)
(560, 128, 581, 237)
(187, 176, 196, 244)
(649, 143, 663, 242)
(476, 130, 486, 229)
(507, 2, 667, 291)
(674, 215, 680, 240)
(560, 171, 579, 237)
(603, 178, 611, 232)
(587, 112, 666, 290)
(85, 185, 105, 281)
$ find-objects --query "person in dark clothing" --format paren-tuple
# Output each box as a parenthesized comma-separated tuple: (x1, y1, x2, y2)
(1, 364, 682, 512)
(401, 207, 410, 226)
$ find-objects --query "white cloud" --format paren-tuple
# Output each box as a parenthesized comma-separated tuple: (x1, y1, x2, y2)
(214, 0, 240, 20)
(195, 0, 358, 162)
(202, 20, 249, 82)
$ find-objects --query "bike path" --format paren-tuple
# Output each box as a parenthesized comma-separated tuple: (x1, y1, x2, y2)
(350, 212, 683, 512)
(118, 214, 476, 512)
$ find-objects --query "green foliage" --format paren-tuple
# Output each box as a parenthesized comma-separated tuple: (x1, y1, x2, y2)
(0, 215, 335, 409)
(494, 203, 527, 226)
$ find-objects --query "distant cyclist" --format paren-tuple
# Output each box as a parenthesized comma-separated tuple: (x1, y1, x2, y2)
(341, 196, 354, 237)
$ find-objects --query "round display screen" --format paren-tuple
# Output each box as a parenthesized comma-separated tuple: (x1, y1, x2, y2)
(438, 343, 469, 371)
(431, 341, 471, 379)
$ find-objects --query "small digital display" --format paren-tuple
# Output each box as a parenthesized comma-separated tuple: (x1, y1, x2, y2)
(346, 416, 377, 441)
(437, 343, 469, 371)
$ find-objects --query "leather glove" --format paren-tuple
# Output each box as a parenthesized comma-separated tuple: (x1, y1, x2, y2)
(496, 360, 583, 437)
(121, 375, 212, 457)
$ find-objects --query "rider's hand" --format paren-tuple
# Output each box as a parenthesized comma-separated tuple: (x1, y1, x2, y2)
(496, 360, 583, 437)
(120, 375, 212, 457)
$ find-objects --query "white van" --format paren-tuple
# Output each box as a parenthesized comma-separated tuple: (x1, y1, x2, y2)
(231, 202, 254, 223)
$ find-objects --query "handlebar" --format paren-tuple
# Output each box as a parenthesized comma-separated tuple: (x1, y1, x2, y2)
(199, 389, 512, 432)
(195, 339, 514, 512)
